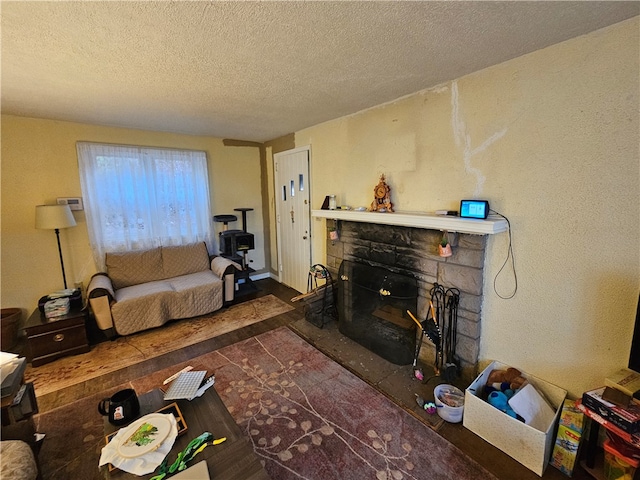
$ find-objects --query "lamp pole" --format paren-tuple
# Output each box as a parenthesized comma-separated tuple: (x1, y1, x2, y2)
(54, 228, 68, 289)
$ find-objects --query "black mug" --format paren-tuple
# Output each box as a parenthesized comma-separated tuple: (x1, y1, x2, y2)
(98, 388, 140, 426)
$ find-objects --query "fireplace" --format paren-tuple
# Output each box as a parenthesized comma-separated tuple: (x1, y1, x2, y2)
(337, 260, 417, 365)
(324, 219, 488, 380)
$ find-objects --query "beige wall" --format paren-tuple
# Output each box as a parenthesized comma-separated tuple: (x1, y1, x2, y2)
(1, 116, 263, 314)
(295, 18, 640, 397)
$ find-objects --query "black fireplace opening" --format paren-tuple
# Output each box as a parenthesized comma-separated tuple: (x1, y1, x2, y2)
(337, 260, 418, 365)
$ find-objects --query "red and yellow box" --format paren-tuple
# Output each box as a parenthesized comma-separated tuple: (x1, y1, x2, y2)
(603, 438, 640, 480)
(550, 399, 584, 477)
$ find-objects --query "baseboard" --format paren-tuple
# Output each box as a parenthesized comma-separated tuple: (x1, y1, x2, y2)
(249, 272, 271, 281)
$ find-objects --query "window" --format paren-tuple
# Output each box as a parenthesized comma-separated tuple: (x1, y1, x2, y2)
(77, 142, 213, 270)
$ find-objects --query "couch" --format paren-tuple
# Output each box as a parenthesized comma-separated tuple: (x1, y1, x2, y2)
(87, 243, 242, 336)
(0, 441, 38, 480)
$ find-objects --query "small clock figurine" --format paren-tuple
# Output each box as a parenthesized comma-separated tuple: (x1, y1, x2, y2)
(370, 174, 393, 212)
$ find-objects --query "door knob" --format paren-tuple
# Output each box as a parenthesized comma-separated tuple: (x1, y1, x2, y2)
(303, 236, 308, 240)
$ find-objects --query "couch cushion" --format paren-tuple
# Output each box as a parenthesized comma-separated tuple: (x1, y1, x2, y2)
(161, 243, 210, 278)
(110, 272, 223, 336)
(0, 441, 38, 480)
(114, 279, 173, 303)
(112, 280, 174, 335)
(167, 271, 223, 319)
(106, 248, 164, 290)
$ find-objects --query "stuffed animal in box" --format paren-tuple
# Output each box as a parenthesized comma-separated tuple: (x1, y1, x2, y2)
(487, 367, 527, 391)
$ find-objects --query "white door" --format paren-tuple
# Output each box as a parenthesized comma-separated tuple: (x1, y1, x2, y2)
(274, 147, 311, 293)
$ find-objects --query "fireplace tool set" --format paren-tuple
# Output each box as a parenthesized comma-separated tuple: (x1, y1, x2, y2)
(408, 283, 460, 384)
(291, 264, 337, 329)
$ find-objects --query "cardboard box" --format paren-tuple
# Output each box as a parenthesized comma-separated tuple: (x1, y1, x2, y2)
(576, 399, 640, 447)
(550, 424, 581, 476)
(550, 399, 585, 476)
(558, 398, 585, 434)
(464, 361, 567, 476)
(582, 387, 640, 434)
(605, 368, 640, 397)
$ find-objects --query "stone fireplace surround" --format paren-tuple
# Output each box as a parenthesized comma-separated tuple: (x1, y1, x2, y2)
(322, 219, 488, 382)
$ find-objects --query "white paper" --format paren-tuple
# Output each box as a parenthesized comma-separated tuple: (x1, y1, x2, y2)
(0, 353, 20, 382)
(48, 289, 75, 298)
(508, 383, 556, 432)
(0, 351, 18, 366)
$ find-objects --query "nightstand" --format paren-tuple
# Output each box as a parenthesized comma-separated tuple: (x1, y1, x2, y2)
(1, 357, 38, 444)
(24, 307, 90, 367)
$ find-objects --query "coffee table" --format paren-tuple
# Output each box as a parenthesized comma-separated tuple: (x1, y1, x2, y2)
(103, 388, 270, 480)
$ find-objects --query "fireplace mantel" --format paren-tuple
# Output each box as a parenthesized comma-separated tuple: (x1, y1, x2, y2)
(312, 209, 507, 235)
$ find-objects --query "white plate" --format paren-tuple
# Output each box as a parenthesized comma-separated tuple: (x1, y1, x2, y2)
(116, 413, 172, 458)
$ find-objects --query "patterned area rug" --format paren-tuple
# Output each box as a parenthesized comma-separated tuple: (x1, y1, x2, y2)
(212, 328, 496, 480)
(25, 295, 293, 397)
(34, 327, 497, 480)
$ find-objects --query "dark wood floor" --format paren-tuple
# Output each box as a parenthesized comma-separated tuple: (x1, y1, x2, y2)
(36, 279, 305, 414)
(39, 278, 595, 480)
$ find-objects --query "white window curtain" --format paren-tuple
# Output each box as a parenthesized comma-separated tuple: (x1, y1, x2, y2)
(77, 142, 214, 270)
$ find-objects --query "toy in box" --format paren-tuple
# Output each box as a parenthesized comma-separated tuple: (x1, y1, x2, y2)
(464, 361, 567, 475)
(604, 438, 640, 480)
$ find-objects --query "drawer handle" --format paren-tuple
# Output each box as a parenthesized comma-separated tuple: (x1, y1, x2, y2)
(53, 333, 65, 342)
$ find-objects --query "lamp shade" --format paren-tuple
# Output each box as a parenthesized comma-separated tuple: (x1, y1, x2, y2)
(35, 204, 77, 230)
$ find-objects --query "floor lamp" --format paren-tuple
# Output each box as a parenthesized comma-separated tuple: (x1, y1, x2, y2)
(35, 204, 77, 289)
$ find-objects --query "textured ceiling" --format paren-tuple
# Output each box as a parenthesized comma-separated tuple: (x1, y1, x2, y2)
(2, 1, 638, 142)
